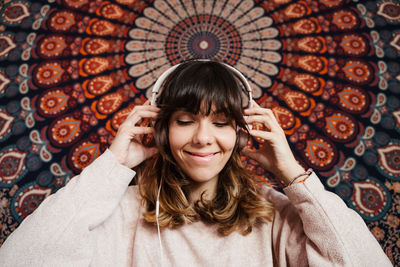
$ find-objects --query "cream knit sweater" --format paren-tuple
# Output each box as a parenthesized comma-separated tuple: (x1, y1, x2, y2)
(0, 150, 392, 266)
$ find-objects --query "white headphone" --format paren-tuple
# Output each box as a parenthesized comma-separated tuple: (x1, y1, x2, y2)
(150, 60, 253, 108)
(150, 60, 253, 266)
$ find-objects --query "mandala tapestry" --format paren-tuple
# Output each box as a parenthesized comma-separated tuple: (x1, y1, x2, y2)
(0, 0, 399, 265)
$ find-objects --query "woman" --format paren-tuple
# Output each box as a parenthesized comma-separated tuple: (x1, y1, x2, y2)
(0, 61, 392, 266)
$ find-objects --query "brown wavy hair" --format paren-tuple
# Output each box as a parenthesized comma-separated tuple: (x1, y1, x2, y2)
(137, 60, 274, 236)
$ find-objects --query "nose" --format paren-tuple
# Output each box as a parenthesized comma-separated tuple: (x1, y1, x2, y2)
(192, 121, 215, 145)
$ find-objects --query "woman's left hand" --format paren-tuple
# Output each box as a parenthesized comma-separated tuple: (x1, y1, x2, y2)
(241, 101, 305, 186)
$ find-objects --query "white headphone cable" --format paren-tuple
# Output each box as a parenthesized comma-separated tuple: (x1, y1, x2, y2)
(156, 178, 164, 267)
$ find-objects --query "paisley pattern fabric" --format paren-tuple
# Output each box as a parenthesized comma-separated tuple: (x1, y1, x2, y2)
(0, 0, 399, 264)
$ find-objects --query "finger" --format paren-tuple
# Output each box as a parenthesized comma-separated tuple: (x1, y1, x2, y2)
(245, 111, 280, 132)
(245, 115, 271, 131)
(244, 107, 277, 127)
(123, 110, 159, 127)
(117, 124, 155, 141)
(245, 107, 276, 124)
(128, 126, 155, 137)
(246, 109, 282, 132)
(244, 101, 272, 116)
(263, 108, 282, 130)
(248, 129, 274, 142)
(126, 104, 160, 120)
(244, 106, 269, 116)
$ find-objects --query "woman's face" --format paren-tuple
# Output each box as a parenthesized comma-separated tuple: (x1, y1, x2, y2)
(168, 109, 237, 198)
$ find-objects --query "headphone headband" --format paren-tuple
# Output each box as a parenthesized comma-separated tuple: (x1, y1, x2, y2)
(150, 60, 253, 108)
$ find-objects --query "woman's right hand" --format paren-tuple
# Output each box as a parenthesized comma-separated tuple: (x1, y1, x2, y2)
(109, 101, 160, 168)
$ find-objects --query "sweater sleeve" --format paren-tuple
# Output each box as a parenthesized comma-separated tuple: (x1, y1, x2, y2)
(0, 149, 135, 267)
(265, 173, 393, 267)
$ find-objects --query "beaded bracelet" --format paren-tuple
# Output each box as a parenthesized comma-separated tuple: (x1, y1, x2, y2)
(288, 168, 313, 186)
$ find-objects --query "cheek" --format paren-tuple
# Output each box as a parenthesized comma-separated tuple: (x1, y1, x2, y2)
(219, 129, 237, 151)
(168, 126, 188, 151)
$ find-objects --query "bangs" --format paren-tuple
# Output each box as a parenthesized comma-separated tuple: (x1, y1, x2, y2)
(157, 61, 246, 124)
(166, 80, 236, 118)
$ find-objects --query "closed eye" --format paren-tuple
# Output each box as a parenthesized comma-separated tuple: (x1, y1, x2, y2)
(176, 120, 193, 125)
(214, 122, 230, 127)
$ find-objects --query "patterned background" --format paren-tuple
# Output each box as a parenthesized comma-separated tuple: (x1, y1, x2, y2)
(0, 0, 399, 264)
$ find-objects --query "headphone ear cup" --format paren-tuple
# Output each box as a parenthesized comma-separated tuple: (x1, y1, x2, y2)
(237, 129, 249, 151)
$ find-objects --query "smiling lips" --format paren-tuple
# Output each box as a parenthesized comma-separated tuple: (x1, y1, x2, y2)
(184, 151, 219, 162)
